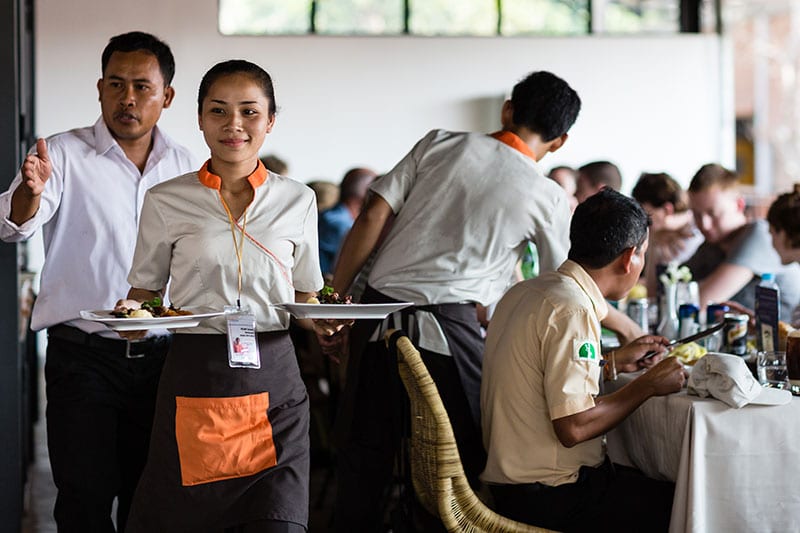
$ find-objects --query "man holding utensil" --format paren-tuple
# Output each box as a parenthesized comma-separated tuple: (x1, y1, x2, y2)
(482, 189, 685, 532)
(0, 32, 195, 531)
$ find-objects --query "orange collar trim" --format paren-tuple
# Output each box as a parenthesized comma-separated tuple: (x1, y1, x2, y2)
(197, 160, 268, 190)
(490, 131, 536, 160)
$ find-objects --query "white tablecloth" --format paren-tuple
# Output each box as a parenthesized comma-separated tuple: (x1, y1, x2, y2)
(605, 374, 800, 533)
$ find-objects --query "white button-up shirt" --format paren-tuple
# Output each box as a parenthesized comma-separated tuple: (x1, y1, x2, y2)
(366, 129, 571, 354)
(369, 129, 571, 307)
(0, 117, 197, 333)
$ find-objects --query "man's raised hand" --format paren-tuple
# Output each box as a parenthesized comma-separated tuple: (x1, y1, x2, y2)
(20, 138, 52, 197)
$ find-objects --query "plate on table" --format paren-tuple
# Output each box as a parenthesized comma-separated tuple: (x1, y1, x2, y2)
(273, 302, 413, 320)
(79, 307, 224, 331)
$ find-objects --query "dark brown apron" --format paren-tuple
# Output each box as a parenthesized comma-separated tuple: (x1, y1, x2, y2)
(126, 331, 309, 531)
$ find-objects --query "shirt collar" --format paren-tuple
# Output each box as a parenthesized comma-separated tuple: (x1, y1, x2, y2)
(490, 130, 536, 160)
(93, 116, 167, 162)
(557, 260, 609, 322)
(197, 159, 268, 191)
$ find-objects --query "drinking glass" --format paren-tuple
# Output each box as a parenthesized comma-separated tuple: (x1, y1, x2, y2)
(757, 350, 789, 389)
(787, 330, 800, 382)
(675, 281, 699, 308)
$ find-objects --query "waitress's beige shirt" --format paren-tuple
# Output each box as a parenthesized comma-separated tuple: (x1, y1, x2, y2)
(128, 160, 324, 333)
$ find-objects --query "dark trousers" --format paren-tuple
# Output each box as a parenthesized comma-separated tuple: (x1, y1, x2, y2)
(45, 328, 167, 533)
(334, 329, 486, 532)
(490, 459, 675, 533)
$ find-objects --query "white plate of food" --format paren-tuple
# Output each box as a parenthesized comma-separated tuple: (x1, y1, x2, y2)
(273, 302, 413, 320)
(79, 307, 225, 331)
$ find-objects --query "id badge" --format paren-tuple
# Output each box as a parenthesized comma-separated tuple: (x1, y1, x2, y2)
(225, 305, 260, 368)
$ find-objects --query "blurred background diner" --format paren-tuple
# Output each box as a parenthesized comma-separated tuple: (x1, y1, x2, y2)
(767, 185, 800, 326)
(632, 171, 704, 296)
(683, 163, 800, 318)
(317, 167, 377, 278)
(307, 180, 340, 213)
(574, 160, 623, 204)
(260, 153, 289, 176)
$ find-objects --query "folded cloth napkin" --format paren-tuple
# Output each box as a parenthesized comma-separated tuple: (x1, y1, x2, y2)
(688, 353, 792, 408)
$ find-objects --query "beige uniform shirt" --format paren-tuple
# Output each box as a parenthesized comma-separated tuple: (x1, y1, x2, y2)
(128, 161, 324, 333)
(481, 260, 608, 487)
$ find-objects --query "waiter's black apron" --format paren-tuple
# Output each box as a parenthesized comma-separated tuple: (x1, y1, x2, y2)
(126, 331, 310, 531)
(338, 285, 486, 481)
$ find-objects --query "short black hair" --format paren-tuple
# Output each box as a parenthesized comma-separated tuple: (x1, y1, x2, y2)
(578, 161, 622, 191)
(198, 60, 276, 115)
(510, 71, 581, 142)
(339, 168, 377, 203)
(568, 188, 651, 269)
(101, 31, 175, 86)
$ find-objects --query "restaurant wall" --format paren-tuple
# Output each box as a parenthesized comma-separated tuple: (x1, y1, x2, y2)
(35, 0, 733, 191)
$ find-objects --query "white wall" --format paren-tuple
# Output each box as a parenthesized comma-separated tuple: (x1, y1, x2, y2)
(35, 0, 733, 190)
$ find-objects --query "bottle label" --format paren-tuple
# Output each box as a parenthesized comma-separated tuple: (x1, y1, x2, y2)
(755, 285, 779, 351)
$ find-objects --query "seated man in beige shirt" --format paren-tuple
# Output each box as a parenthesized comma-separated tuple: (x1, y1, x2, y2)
(481, 189, 686, 532)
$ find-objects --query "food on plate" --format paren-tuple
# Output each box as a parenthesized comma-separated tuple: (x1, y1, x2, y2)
(111, 296, 192, 318)
(115, 298, 141, 310)
(315, 285, 352, 305)
(306, 296, 320, 304)
(669, 341, 707, 365)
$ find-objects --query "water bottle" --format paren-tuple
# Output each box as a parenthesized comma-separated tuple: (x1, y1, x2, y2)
(755, 273, 780, 351)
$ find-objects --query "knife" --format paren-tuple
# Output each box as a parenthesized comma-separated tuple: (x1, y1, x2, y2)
(642, 321, 725, 360)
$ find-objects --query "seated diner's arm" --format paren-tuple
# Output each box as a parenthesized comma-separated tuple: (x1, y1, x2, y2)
(601, 306, 645, 346)
(552, 357, 685, 448)
(696, 262, 754, 309)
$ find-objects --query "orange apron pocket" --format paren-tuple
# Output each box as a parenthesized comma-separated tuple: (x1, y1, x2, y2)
(175, 392, 277, 486)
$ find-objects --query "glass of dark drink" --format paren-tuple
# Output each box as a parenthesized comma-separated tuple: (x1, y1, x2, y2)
(787, 330, 800, 382)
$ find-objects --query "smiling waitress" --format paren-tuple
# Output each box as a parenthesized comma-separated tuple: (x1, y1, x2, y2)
(124, 60, 322, 533)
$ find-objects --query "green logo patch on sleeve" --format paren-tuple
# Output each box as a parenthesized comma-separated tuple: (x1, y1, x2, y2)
(573, 339, 599, 363)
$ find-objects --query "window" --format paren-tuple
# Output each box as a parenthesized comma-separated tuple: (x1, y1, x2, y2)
(219, 0, 699, 36)
(601, 0, 680, 33)
(219, 0, 308, 35)
(501, 0, 588, 35)
(409, 1, 496, 36)
(316, 0, 403, 34)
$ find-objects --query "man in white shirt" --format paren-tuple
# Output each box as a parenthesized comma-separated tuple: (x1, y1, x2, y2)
(329, 71, 581, 531)
(482, 189, 685, 532)
(0, 32, 195, 531)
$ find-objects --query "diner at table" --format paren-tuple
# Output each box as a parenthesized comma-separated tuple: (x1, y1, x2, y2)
(481, 189, 684, 532)
(684, 163, 800, 318)
(767, 183, 800, 326)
